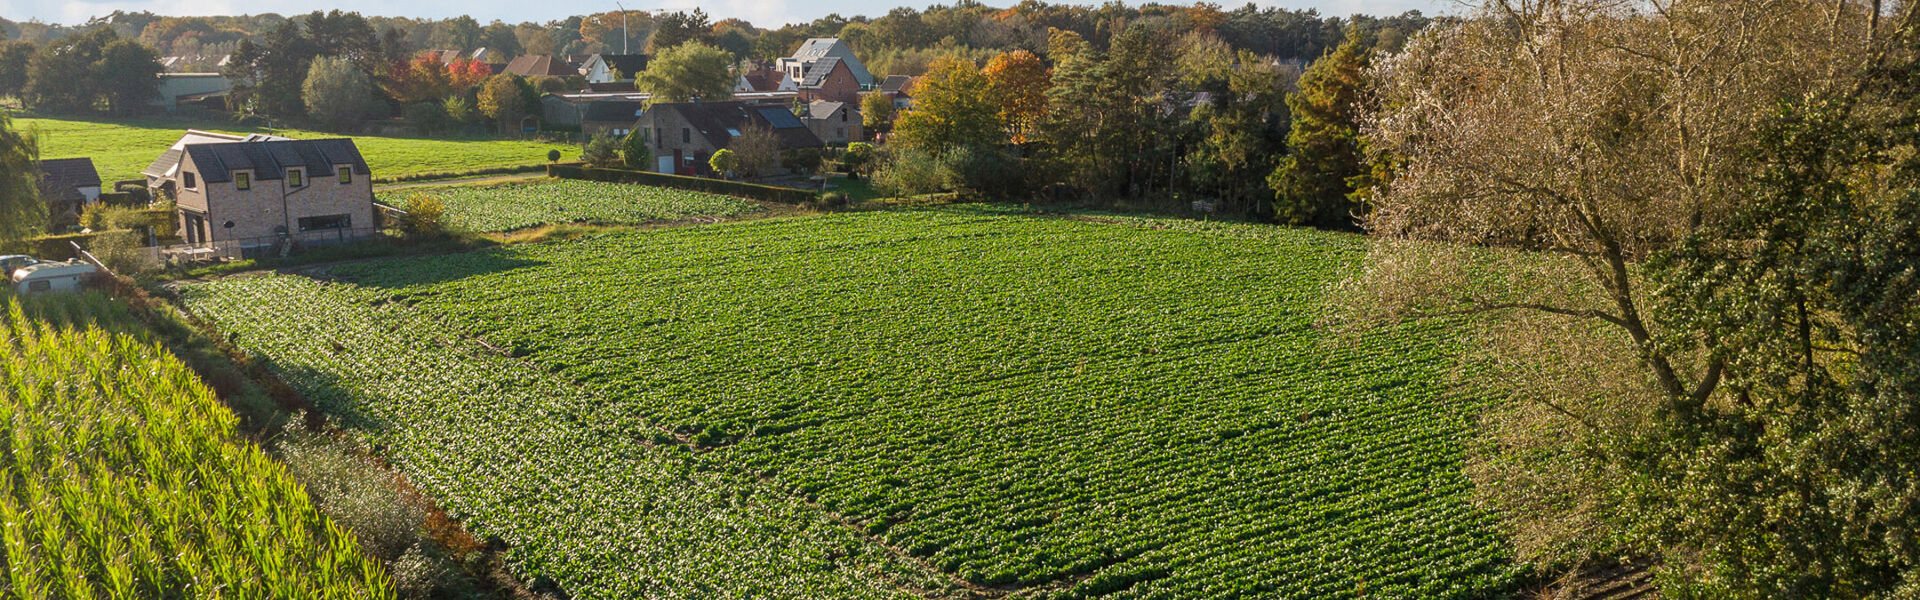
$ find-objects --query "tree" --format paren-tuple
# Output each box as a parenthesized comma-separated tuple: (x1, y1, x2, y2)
(404, 101, 449, 135)
(0, 113, 41, 242)
(635, 42, 733, 103)
(1038, 23, 1181, 199)
(860, 92, 896, 134)
(841, 142, 875, 178)
(1187, 49, 1290, 215)
(24, 29, 112, 113)
(223, 21, 318, 118)
(581, 135, 621, 167)
(94, 38, 161, 115)
(0, 41, 33, 100)
(647, 9, 713, 53)
(707, 148, 738, 176)
(982, 50, 1050, 144)
(303, 56, 375, 131)
(729, 124, 778, 178)
(1349, 0, 1917, 595)
(622, 131, 651, 169)
(443, 96, 475, 123)
(477, 73, 528, 129)
(1268, 28, 1368, 228)
(893, 56, 1003, 152)
(429, 16, 482, 51)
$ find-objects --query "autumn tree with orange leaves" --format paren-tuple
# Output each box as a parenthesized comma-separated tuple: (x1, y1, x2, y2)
(982, 50, 1049, 143)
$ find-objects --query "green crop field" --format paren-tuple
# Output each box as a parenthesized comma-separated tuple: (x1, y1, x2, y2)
(178, 208, 1519, 599)
(0, 294, 390, 598)
(379, 179, 763, 232)
(13, 113, 573, 184)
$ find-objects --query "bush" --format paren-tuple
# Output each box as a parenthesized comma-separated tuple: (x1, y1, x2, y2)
(709, 149, 738, 177)
(623, 133, 652, 170)
(781, 147, 830, 176)
(273, 426, 427, 562)
(872, 146, 947, 198)
(817, 191, 849, 208)
(841, 142, 875, 179)
(582, 135, 622, 168)
(399, 194, 449, 239)
(938, 145, 1025, 199)
(548, 149, 562, 163)
(403, 102, 449, 136)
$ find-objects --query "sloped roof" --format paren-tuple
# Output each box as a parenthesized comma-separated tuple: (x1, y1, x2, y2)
(505, 55, 577, 77)
(879, 74, 913, 93)
(36, 158, 100, 199)
(792, 38, 841, 59)
(582, 100, 645, 123)
(588, 54, 649, 76)
(654, 101, 823, 150)
(183, 139, 370, 183)
(799, 57, 844, 88)
(739, 69, 785, 92)
(143, 130, 291, 179)
(805, 101, 848, 120)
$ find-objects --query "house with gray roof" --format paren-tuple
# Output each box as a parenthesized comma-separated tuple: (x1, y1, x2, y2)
(802, 101, 861, 145)
(144, 130, 292, 194)
(634, 101, 824, 174)
(777, 38, 873, 88)
(168, 138, 374, 247)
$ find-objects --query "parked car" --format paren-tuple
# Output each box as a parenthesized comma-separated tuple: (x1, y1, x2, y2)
(12, 260, 99, 294)
(0, 255, 39, 277)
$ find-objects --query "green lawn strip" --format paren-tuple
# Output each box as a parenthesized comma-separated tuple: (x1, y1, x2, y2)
(377, 178, 763, 232)
(15, 113, 573, 184)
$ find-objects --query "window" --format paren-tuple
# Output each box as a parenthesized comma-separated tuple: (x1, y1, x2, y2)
(841, 110, 848, 122)
(183, 172, 197, 189)
(682, 128, 690, 143)
(297, 214, 351, 231)
(726, 128, 741, 137)
(287, 169, 304, 188)
(656, 128, 664, 148)
(234, 172, 249, 190)
(339, 166, 351, 184)
(27, 280, 50, 292)
(836, 127, 845, 138)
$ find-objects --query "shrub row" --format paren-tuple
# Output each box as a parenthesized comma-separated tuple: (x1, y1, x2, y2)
(374, 164, 550, 185)
(547, 163, 816, 204)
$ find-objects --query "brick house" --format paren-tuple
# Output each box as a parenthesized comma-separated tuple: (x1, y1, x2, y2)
(796, 57, 862, 104)
(633, 101, 823, 174)
(802, 101, 861, 145)
(170, 139, 374, 246)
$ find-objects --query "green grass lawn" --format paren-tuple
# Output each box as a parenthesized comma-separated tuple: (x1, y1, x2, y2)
(14, 113, 575, 185)
(180, 207, 1519, 599)
(379, 179, 763, 232)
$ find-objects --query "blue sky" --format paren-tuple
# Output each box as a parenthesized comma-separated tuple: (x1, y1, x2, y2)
(5, 0, 1451, 31)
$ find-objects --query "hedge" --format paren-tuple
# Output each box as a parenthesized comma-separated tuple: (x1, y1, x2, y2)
(546, 163, 817, 204)
(3, 230, 132, 260)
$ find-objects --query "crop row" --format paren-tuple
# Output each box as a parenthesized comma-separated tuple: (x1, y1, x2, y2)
(175, 276, 959, 599)
(377, 179, 762, 232)
(0, 294, 390, 599)
(309, 208, 1522, 598)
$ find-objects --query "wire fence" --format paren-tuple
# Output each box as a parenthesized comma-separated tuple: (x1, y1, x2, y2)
(142, 227, 383, 267)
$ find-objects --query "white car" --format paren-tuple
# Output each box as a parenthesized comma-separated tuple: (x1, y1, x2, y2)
(0, 255, 39, 278)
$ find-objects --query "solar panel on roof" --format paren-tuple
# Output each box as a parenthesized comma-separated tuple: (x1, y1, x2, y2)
(757, 108, 805, 129)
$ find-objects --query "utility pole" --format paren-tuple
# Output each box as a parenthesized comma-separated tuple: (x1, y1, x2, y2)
(616, 2, 628, 54)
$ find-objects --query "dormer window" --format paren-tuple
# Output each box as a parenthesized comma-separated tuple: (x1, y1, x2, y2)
(339, 166, 351, 184)
(235, 172, 251, 190)
(287, 169, 303, 188)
